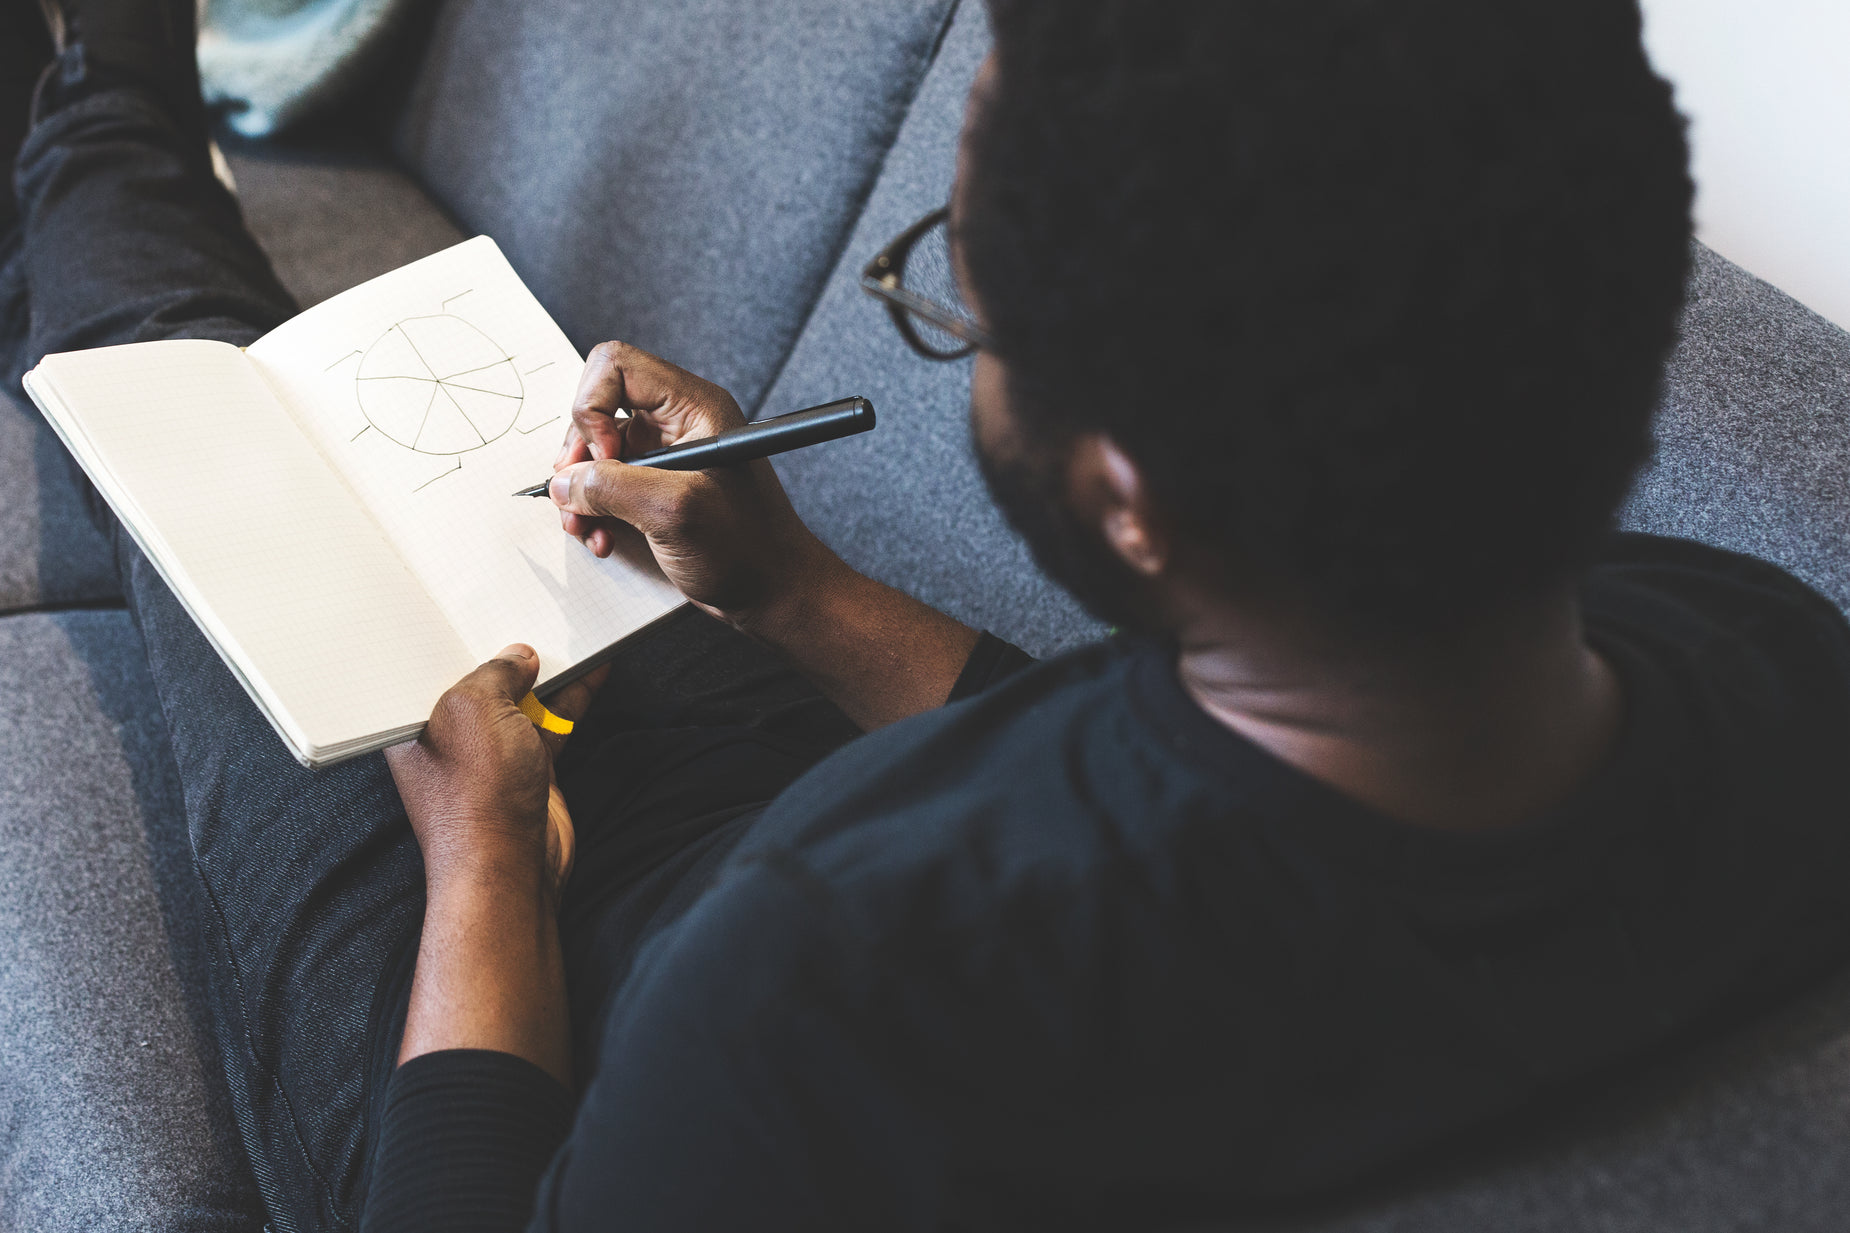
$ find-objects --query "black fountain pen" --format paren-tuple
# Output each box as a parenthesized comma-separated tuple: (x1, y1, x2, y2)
(513, 396, 875, 495)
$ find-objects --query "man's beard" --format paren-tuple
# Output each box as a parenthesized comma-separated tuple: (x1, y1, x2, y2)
(974, 427, 1156, 634)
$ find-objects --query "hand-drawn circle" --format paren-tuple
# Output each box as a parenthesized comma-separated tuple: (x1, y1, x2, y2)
(355, 315, 526, 455)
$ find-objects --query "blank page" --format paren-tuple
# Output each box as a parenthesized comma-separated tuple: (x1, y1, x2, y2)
(29, 340, 474, 759)
(249, 237, 682, 687)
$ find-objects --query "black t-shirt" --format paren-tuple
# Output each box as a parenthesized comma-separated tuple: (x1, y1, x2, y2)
(361, 536, 1850, 1231)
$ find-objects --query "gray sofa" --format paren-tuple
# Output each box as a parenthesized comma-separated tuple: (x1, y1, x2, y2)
(3, 1, 1849, 1229)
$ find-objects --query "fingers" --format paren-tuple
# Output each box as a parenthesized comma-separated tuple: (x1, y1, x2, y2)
(573, 340, 700, 418)
(555, 343, 756, 563)
(554, 423, 593, 470)
(550, 663, 610, 721)
(558, 507, 619, 559)
(460, 643, 542, 705)
(386, 644, 540, 778)
(535, 663, 609, 761)
(567, 351, 631, 462)
(545, 783, 576, 888)
(549, 457, 696, 533)
(568, 340, 745, 463)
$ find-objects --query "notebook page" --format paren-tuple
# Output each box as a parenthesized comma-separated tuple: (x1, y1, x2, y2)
(29, 340, 474, 759)
(248, 237, 682, 686)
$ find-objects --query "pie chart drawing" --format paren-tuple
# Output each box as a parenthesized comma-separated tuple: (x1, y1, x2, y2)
(355, 315, 525, 455)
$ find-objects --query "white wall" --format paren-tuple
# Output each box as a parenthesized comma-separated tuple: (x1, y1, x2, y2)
(1638, 0, 1850, 330)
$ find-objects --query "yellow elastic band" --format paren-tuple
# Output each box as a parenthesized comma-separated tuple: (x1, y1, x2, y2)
(518, 691, 575, 735)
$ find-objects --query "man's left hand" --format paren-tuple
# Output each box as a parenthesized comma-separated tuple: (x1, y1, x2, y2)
(385, 645, 605, 900)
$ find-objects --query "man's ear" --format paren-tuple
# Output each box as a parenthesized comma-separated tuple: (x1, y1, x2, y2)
(1066, 434, 1169, 577)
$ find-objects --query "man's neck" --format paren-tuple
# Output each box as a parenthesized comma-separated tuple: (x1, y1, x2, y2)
(1172, 586, 1623, 832)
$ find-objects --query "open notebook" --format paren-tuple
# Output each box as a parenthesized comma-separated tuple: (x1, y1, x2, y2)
(24, 237, 683, 767)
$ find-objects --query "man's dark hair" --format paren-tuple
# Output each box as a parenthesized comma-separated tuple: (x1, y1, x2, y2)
(962, 0, 1694, 633)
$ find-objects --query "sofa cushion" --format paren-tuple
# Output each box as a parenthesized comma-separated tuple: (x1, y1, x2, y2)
(391, 0, 960, 416)
(0, 391, 119, 613)
(0, 609, 263, 1232)
(759, 4, 1105, 658)
(221, 140, 468, 309)
(1624, 243, 1850, 613)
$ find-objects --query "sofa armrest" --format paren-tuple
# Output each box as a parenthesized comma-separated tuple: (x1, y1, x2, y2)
(1622, 242, 1850, 614)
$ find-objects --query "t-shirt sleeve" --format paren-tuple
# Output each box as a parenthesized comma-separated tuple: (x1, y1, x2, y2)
(359, 1049, 575, 1233)
(527, 857, 918, 1233)
(949, 632, 1037, 702)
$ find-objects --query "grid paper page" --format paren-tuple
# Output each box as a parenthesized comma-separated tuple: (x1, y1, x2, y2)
(249, 237, 682, 685)
(32, 341, 475, 756)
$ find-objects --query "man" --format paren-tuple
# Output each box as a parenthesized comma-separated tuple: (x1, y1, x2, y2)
(7, 0, 1850, 1230)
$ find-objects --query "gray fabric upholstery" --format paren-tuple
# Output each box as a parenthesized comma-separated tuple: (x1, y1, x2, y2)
(0, 610, 261, 1232)
(1624, 242, 1850, 611)
(221, 142, 467, 308)
(762, 4, 1105, 658)
(391, 0, 959, 416)
(0, 392, 119, 612)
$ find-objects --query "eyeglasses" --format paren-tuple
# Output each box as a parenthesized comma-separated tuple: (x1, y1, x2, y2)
(860, 205, 994, 361)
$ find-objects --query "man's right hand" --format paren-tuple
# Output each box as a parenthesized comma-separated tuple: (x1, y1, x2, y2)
(550, 340, 842, 628)
(552, 340, 981, 731)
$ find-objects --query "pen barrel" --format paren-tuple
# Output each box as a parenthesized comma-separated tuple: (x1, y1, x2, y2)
(627, 397, 875, 470)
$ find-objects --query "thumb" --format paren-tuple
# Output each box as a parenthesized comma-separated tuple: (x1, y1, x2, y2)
(464, 643, 541, 703)
(550, 459, 693, 533)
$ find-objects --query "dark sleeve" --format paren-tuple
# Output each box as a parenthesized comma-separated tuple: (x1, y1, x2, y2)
(359, 1049, 575, 1233)
(529, 862, 889, 1232)
(948, 632, 1036, 702)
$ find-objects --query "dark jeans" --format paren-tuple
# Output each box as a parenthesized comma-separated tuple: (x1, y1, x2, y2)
(3, 84, 852, 1232)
